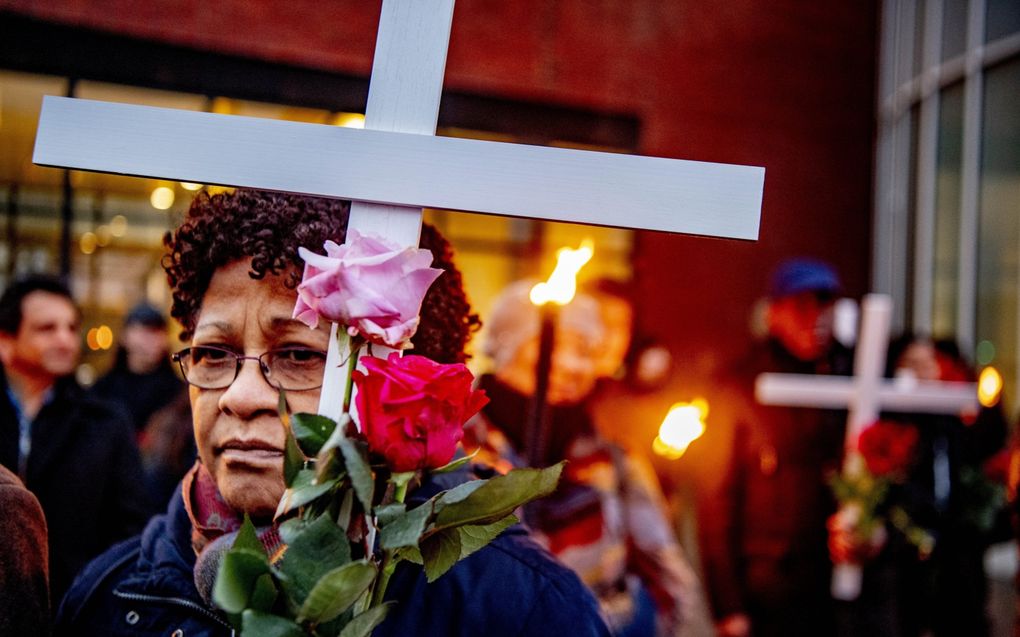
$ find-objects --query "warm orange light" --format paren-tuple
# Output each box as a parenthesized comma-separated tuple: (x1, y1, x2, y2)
(180, 182, 203, 191)
(109, 214, 128, 237)
(86, 327, 100, 350)
(978, 366, 1003, 407)
(150, 186, 175, 210)
(653, 400, 707, 460)
(529, 240, 594, 306)
(333, 112, 366, 129)
(79, 232, 97, 255)
(95, 325, 114, 350)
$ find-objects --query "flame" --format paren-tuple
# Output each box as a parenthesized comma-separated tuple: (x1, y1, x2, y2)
(978, 366, 1002, 407)
(530, 240, 594, 306)
(653, 399, 708, 460)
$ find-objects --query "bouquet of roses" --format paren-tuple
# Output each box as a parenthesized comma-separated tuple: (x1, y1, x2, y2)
(829, 419, 934, 597)
(211, 231, 563, 637)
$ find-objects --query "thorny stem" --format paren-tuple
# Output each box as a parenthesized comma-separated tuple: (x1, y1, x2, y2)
(367, 477, 410, 609)
(342, 336, 361, 414)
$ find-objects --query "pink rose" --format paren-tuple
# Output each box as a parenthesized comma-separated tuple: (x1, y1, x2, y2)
(353, 353, 489, 473)
(294, 231, 443, 349)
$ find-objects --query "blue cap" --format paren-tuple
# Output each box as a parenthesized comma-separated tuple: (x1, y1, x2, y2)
(768, 258, 841, 299)
(124, 303, 167, 328)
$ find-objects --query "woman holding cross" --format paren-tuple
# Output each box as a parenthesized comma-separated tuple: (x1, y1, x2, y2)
(54, 189, 609, 637)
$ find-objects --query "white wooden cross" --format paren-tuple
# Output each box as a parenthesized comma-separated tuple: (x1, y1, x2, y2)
(33, 0, 764, 422)
(755, 293, 978, 599)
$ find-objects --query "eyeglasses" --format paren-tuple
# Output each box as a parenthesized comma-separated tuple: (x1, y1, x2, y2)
(172, 345, 328, 391)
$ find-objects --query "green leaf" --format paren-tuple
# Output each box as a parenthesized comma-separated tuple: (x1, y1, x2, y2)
(291, 412, 338, 457)
(278, 512, 352, 606)
(315, 447, 346, 484)
(283, 427, 305, 487)
(457, 515, 517, 561)
(213, 548, 272, 614)
(431, 448, 479, 474)
(241, 610, 304, 637)
(432, 479, 485, 510)
(433, 463, 563, 530)
(274, 469, 336, 518)
(339, 602, 395, 637)
(339, 436, 374, 512)
(374, 503, 407, 526)
(277, 517, 305, 546)
(232, 514, 266, 557)
(396, 545, 423, 565)
(249, 573, 278, 612)
(420, 528, 461, 583)
(277, 389, 289, 421)
(297, 560, 377, 624)
(379, 501, 433, 550)
(318, 412, 353, 457)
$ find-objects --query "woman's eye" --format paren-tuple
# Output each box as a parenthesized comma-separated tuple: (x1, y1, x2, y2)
(193, 347, 232, 363)
(277, 349, 324, 362)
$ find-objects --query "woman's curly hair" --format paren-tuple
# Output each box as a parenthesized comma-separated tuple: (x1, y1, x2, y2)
(162, 189, 480, 364)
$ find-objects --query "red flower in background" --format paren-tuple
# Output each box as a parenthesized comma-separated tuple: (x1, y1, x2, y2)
(857, 420, 918, 477)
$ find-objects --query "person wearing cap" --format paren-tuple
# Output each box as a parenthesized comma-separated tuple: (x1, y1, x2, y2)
(93, 302, 185, 434)
(697, 258, 853, 637)
(0, 275, 150, 609)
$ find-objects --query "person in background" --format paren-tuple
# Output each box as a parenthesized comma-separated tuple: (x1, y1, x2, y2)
(138, 390, 196, 511)
(698, 258, 851, 637)
(0, 274, 150, 608)
(0, 463, 50, 636)
(830, 333, 1008, 637)
(93, 302, 185, 434)
(466, 280, 697, 637)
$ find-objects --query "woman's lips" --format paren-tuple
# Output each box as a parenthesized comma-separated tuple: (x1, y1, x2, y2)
(218, 440, 283, 465)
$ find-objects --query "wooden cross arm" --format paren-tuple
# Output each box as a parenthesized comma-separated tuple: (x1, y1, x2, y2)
(756, 373, 979, 415)
(33, 96, 763, 238)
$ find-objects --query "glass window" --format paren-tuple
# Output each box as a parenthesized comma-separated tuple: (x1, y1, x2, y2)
(942, 0, 969, 61)
(986, 0, 1020, 43)
(976, 58, 1020, 407)
(914, 0, 929, 75)
(932, 83, 964, 336)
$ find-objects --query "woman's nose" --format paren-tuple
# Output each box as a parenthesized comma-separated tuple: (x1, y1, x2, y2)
(218, 358, 278, 419)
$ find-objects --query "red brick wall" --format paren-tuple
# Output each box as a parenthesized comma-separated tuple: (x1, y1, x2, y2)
(2, 0, 877, 465)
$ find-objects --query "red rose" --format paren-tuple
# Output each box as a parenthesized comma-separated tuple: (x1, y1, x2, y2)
(353, 353, 489, 472)
(857, 420, 918, 477)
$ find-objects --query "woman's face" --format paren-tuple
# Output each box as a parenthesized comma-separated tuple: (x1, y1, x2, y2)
(190, 260, 329, 518)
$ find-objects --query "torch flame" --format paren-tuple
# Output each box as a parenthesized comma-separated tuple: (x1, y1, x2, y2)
(978, 366, 1002, 407)
(530, 240, 595, 306)
(653, 399, 708, 460)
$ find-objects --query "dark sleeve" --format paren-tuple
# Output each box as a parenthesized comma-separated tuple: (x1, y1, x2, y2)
(0, 469, 51, 636)
(518, 571, 611, 637)
(697, 410, 748, 620)
(102, 410, 154, 542)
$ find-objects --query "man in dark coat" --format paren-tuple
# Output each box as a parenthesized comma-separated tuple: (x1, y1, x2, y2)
(92, 302, 185, 434)
(0, 275, 152, 607)
(698, 259, 852, 637)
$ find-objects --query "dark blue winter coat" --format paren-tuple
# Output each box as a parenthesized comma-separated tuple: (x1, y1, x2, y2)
(55, 472, 611, 637)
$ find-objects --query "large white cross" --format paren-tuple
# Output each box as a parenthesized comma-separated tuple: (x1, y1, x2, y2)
(755, 293, 978, 599)
(33, 0, 764, 421)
